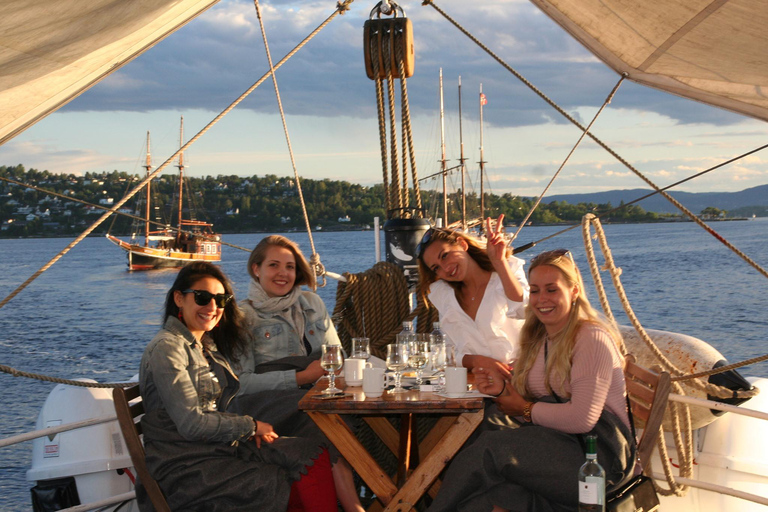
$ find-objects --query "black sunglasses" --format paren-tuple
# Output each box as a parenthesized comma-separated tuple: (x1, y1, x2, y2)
(182, 289, 234, 309)
(415, 228, 435, 260)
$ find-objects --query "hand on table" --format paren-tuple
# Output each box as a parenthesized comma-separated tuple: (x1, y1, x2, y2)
(472, 366, 506, 396)
(465, 354, 512, 380)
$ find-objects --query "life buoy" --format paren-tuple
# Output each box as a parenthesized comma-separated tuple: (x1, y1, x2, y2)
(620, 325, 753, 430)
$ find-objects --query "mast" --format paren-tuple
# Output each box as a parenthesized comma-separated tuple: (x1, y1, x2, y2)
(479, 84, 486, 229)
(144, 131, 151, 246)
(439, 69, 448, 224)
(458, 76, 466, 231)
(176, 116, 184, 236)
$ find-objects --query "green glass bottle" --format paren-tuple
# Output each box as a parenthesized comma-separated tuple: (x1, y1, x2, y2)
(578, 434, 605, 512)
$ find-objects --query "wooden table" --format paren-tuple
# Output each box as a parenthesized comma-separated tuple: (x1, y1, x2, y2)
(298, 380, 484, 511)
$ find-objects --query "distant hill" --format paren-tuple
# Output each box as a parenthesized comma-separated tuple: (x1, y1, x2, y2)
(543, 184, 768, 215)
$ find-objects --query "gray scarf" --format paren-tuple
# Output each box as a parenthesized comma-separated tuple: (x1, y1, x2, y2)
(247, 280, 306, 353)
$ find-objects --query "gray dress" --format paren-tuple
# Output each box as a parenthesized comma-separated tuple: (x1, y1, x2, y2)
(138, 317, 325, 512)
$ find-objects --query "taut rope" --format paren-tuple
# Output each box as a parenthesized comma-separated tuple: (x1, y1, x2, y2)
(0, 365, 133, 388)
(0, 0, 350, 312)
(422, 0, 768, 282)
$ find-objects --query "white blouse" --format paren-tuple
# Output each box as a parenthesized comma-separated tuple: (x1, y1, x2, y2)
(427, 256, 529, 366)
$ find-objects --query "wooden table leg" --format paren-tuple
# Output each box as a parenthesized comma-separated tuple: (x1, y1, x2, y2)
(396, 413, 413, 486)
(383, 410, 483, 512)
(307, 411, 397, 506)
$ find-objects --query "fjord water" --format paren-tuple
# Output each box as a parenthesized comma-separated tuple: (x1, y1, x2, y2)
(1, 220, 767, 509)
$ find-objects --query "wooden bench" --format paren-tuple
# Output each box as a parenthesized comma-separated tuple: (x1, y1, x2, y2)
(113, 384, 171, 512)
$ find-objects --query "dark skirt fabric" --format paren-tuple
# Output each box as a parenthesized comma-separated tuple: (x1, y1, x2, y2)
(138, 408, 325, 512)
(428, 408, 635, 512)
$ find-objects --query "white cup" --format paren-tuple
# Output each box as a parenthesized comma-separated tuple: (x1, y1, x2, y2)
(362, 366, 386, 398)
(444, 366, 468, 398)
(344, 358, 367, 386)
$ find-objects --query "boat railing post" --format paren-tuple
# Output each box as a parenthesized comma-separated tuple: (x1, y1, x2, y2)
(374, 216, 381, 262)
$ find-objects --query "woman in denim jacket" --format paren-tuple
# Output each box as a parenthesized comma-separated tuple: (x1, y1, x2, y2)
(230, 235, 363, 512)
(139, 262, 338, 512)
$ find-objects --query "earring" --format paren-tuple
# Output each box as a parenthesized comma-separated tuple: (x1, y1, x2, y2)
(572, 300, 576, 306)
(178, 308, 183, 320)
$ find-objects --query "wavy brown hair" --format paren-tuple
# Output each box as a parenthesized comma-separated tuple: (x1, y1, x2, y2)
(247, 235, 316, 291)
(512, 249, 621, 399)
(164, 261, 248, 361)
(416, 228, 507, 304)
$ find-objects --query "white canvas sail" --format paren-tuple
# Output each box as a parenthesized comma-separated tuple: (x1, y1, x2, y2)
(530, 0, 768, 122)
(0, 0, 219, 146)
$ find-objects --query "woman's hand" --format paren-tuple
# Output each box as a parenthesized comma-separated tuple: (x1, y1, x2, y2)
(495, 386, 529, 417)
(296, 359, 326, 386)
(473, 366, 506, 396)
(485, 214, 509, 268)
(464, 354, 512, 380)
(252, 420, 279, 448)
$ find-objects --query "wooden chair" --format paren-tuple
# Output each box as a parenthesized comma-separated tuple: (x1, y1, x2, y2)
(624, 354, 672, 469)
(113, 385, 171, 512)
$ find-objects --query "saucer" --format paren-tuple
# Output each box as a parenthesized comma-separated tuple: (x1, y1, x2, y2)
(346, 380, 363, 387)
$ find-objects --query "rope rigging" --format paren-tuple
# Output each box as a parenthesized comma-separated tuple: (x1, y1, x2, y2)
(0, 0, 353, 314)
(365, 1, 422, 220)
(421, 0, 768, 283)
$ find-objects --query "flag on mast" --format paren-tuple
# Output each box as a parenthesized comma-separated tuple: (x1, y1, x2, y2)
(480, 93, 487, 105)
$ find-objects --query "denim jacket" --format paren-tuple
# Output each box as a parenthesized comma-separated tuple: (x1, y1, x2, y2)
(140, 317, 254, 443)
(233, 291, 341, 395)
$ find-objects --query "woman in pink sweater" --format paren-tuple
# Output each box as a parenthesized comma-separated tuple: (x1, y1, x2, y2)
(428, 249, 636, 512)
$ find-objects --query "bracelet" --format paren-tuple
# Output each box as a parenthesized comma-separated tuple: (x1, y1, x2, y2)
(490, 380, 506, 398)
(523, 401, 534, 423)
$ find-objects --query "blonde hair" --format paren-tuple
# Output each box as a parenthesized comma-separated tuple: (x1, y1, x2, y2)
(247, 235, 316, 291)
(512, 249, 621, 399)
(416, 228, 509, 304)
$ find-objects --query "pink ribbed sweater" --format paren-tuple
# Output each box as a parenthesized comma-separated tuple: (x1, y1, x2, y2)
(527, 323, 630, 433)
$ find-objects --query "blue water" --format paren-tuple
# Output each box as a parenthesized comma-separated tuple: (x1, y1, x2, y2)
(1, 220, 768, 509)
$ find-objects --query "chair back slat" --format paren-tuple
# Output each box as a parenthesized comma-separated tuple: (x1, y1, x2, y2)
(624, 355, 672, 471)
(113, 385, 171, 512)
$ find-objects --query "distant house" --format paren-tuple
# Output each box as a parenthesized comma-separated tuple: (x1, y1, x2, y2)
(226, 208, 240, 216)
(281, 216, 291, 224)
(26, 213, 38, 221)
(338, 215, 351, 223)
(99, 198, 114, 206)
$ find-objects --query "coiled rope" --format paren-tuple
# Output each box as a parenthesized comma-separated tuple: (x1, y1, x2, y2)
(332, 262, 437, 358)
(422, 0, 768, 283)
(581, 213, 759, 496)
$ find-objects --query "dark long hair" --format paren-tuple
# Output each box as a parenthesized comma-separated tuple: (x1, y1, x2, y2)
(164, 262, 248, 361)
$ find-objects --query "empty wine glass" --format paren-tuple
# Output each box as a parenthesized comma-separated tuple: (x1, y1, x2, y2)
(320, 344, 343, 395)
(430, 342, 447, 392)
(386, 343, 409, 394)
(352, 337, 371, 361)
(408, 335, 431, 386)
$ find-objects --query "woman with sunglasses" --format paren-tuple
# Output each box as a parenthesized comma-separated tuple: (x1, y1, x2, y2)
(417, 215, 529, 379)
(138, 261, 338, 512)
(427, 250, 635, 512)
(228, 235, 364, 512)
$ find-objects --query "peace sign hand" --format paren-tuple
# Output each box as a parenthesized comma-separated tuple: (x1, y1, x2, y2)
(485, 214, 509, 267)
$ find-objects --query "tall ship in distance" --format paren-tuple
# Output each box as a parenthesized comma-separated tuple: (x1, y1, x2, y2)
(107, 117, 221, 270)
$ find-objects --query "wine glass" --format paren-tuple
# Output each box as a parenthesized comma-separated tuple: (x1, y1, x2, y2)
(408, 335, 431, 386)
(386, 343, 409, 394)
(352, 337, 371, 361)
(430, 342, 447, 392)
(320, 344, 344, 395)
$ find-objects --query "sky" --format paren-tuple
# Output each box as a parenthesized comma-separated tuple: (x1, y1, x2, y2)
(1, 0, 767, 198)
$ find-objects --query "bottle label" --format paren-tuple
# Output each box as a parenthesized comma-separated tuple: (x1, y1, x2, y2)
(578, 477, 604, 505)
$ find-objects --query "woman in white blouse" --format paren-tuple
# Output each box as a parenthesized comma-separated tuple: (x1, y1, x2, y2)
(416, 215, 529, 378)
